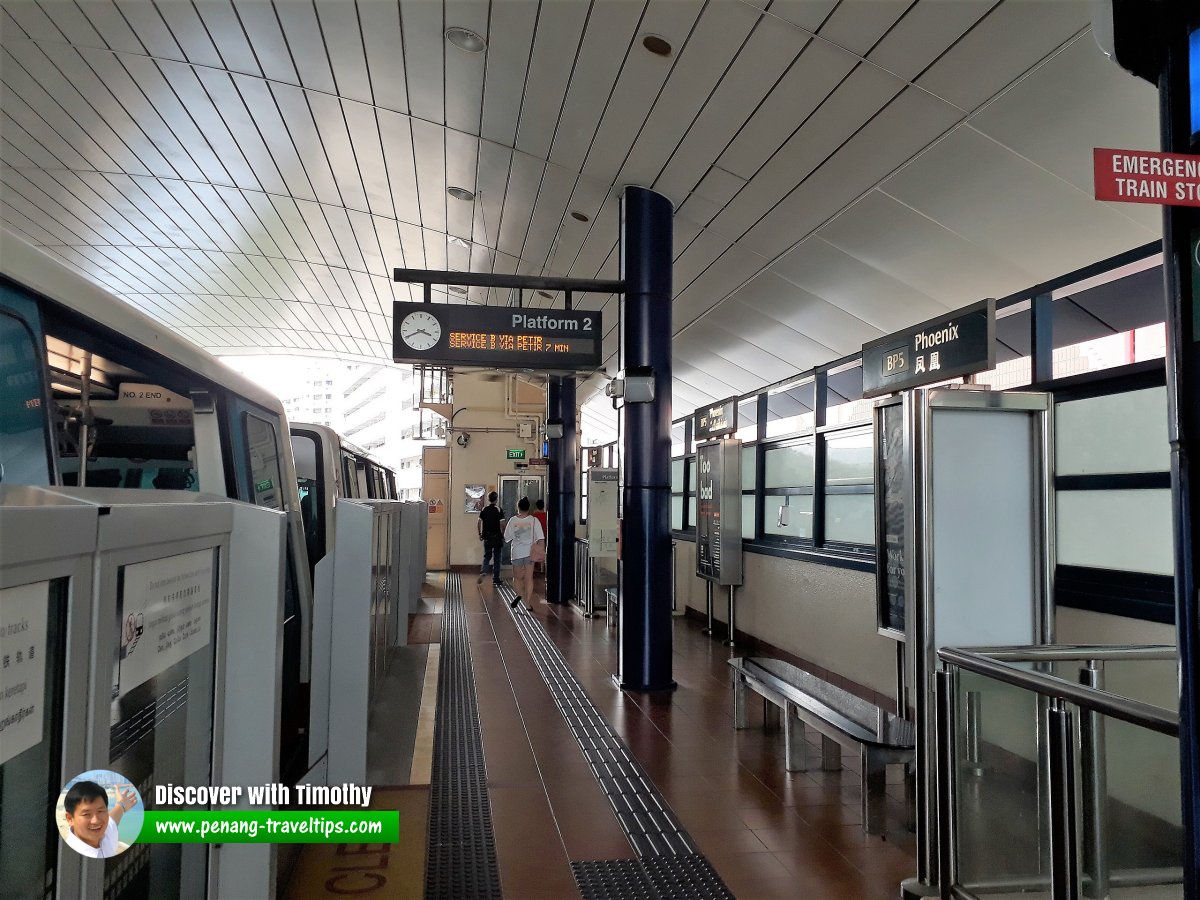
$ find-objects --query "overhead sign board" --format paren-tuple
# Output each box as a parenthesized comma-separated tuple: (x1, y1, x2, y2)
(1094, 147, 1200, 206)
(861, 299, 995, 399)
(392, 301, 602, 370)
(693, 397, 737, 441)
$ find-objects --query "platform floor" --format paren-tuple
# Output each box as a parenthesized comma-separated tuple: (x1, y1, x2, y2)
(287, 572, 916, 899)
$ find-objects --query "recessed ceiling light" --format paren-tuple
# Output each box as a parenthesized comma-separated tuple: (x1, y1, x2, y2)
(537, 291, 553, 299)
(447, 186, 475, 202)
(641, 34, 672, 57)
(448, 285, 467, 295)
(570, 210, 589, 222)
(445, 27, 487, 53)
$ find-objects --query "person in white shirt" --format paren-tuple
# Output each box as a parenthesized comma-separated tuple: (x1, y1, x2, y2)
(502, 496, 544, 610)
(62, 780, 136, 858)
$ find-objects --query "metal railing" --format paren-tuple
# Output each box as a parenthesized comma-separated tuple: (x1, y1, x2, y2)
(573, 537, 597, 617)
(936, 644, 1181, 900)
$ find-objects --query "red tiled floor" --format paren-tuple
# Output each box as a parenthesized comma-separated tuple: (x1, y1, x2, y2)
(456, 573, 917, 899)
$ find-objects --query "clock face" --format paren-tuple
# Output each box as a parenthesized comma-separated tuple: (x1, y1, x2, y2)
(400, 310, 442, 351)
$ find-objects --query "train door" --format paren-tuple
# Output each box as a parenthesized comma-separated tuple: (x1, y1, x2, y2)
(224, 398, 312, 785)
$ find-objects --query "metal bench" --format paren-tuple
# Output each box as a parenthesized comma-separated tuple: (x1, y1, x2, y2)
(728, 656, 915, 835)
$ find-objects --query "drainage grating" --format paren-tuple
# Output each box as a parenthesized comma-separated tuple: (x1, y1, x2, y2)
(498, 586, 733, 899)
(425, 573, 502, 900)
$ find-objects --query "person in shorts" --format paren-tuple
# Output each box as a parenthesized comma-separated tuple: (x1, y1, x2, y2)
(478, 492, 505, 585)
(503, 497, 544, 610)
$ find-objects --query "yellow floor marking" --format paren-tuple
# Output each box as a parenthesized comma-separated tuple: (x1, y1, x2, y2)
(407, 644, 440, 786)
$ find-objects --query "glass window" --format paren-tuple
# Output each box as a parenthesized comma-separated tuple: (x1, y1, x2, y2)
(735, 397, 758, 442)
(825, 494, 875, 544)
(1056, 388, 1169, 476)
(825, 430, 873, 486)
(765, 379, 815, 438)
(741, 493, 756, 540)
(763, 494, 813, 538)
(0, 311, 51, 486)
(244, 413, 286, 510)
(671, 421, 687, 456)
(975, 356, 1032, 390)
(764, 442, 815, 489)
(825, 362, 871, 427)
(740, 444, 756, 488)
(671, 458, 685, 493)
(671, 495, 684, 530)
(1057, 489, 1172, 575)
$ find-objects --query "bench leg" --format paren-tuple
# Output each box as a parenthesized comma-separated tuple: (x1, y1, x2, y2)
(733, 674, 748, 729)
(783, 704, 807, 772)
(862, 749, 887, 835)
(763, 698, 780, 731)
(821, 735, 841, 771)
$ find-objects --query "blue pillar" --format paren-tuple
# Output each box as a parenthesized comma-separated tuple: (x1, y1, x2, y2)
(618, 186, 674, 691)
(547, 375, 577, 605)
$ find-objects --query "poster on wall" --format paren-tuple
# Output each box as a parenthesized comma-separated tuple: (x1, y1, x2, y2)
(874, 401, 906, 639)
(695, 439, 742, 586)
(587, 469, 619, 558)
(0, 581, 49, 765)
(464, 484, 485, 513)
(117, 548, 215, 698)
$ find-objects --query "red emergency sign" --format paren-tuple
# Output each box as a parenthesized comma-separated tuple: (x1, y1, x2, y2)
(1094, 147, 1200, 207)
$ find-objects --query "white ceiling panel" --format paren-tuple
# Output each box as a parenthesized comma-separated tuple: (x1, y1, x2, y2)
(0, 0, 1161, 423)
(881, 126, 1160, 280)
(916, 0, 1091, 112)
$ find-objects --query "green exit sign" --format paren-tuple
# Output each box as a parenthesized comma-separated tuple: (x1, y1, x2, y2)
(255, 478, 274, 493)
(506, 448, 526, 460)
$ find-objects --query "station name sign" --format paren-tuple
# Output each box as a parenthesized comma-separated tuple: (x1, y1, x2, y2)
(861, 299, 995, 399)
(392, 301, 602, 370)
(693, 397, 737, 441)
(1093, 148, 1200, 207)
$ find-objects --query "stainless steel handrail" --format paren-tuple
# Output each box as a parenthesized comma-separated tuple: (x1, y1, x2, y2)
(939, 647, 1179, 737)
(948, 644, 1176, 662)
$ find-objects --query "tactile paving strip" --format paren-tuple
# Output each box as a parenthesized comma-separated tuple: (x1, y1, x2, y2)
(424, 573, 503, 899)
(499, 586, 734, 899)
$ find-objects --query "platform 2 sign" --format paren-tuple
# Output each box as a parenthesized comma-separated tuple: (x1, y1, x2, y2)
(1094, 148, 1200, 207)
(861, 299, 995, 399)
(392, 301, 601, 370)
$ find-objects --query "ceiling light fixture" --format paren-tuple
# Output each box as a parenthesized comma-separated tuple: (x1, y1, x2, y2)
(570, 210, 589, 222)
(445, 27, 487, 53)
(448, 285, 467, 295)
(641, 34, 672, 57)
(447, 186, 476, 201)
(537, 291, 553, 299)
(448, 236, 470, 248)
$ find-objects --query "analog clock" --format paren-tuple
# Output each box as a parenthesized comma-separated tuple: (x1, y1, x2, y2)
(400, 310, 442, 351)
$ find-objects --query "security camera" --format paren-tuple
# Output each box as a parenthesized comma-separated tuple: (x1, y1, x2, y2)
(456, 432, 471, 447)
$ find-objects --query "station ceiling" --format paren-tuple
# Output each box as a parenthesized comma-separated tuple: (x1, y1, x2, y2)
(0, 0, 1162, 430)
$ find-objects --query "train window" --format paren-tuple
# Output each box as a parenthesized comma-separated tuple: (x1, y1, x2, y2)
(291, 431, 326, 568)
(0, 310, 52, 485)
(243, 413, 285, 510)
(341, 451, 358, 498)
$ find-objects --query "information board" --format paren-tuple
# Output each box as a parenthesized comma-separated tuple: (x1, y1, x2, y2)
(695, 439, 742, 586)
(117, 548, 215, 697)
(0, 580, 48, 765)
(587, 468, 619, 558)
(694, 397, 737, 441)
(874, 401, 906, 638)
(861, 299, 995, 398)
(393, 301, 602, 370)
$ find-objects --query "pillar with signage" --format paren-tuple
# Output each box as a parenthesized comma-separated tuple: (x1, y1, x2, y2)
(694, 398, 743, 644)
(861, 302, 1056, 899)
